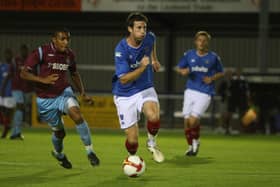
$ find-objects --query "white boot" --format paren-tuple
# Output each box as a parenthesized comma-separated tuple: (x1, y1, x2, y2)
(147, 133, 164, 163)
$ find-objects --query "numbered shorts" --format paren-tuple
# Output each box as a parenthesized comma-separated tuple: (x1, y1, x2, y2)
(12, 90, 24, 104)
(183, 89, 211, 119)
(36, 87, 79, 130)
(114, 87, 159, 129)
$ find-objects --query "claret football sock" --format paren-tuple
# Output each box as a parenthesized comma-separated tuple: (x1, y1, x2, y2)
(147, 120, 160, 136)
(125, 139, 138, 155)
(184, 128, 193, 145)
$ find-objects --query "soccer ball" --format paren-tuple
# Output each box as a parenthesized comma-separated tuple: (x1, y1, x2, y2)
(122, 155, 146, 177)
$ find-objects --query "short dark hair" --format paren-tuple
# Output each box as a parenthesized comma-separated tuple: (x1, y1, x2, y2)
(52, 28, 70, 37)
(126, 12, 148, 28)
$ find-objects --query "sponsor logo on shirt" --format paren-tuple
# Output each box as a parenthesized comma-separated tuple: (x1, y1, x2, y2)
(191, 66, 208, 73)
(48, 54, 55, 57)
(191, 59, 196, 63)
(48, 63, 69, 71)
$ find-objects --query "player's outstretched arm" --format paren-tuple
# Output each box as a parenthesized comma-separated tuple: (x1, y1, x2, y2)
(119, 56, 150, 84)
(20, 67, 59, 85)
(70, 71, 93, 105)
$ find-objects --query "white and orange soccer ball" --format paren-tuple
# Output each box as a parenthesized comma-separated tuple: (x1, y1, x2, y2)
(122, 155, 146, 177)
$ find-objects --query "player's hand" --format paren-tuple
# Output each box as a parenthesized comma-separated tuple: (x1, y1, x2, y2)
(178, 68, 190, 76)
(140, 56, 150, 68)
(152, 60, 161, 72)
(203, 76, 213, 84)
(41, 74, 59, 84)
(81, 94, 94, 106)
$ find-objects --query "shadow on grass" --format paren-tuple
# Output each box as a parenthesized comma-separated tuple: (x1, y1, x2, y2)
(0, 169, 84, 186)
(165, 155, 214, 168)
(92, 174, 150, 187)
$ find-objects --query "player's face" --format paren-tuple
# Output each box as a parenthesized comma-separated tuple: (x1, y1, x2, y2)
(195, 35, 209, 52)
(52, 32, 70, 52)
(129, 21, 147, 42)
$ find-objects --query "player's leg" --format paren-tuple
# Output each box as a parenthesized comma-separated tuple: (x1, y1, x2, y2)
(37, 97, 72, 169)
(187, 116, 200, 156)
(226, 98, 235, 135)
(50, 122, 72, 169)
(1, 97, 15, 138)
(141, 89, 164, 162)
(66, 98, 100, 166)
(1, 108, 12, 138)
(10, 91, 24, 140)
(182, 89, 194, 155)
(188, 91, 211, 156)
(114, 95, 140, 155)
(124, 124, 139, 155)
(184, 118, 194, 156)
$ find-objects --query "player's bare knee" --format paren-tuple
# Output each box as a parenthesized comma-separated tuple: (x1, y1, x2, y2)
(146, 112, 159, 122)
(189, 116, 199, 127)
(69, 109, 84, 124)
(54, 129, 66, 139)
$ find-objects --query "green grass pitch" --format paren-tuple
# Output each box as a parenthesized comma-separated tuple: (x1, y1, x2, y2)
(0, 128, 280, 187)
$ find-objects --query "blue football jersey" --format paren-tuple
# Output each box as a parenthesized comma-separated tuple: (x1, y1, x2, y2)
(0, 63, 12, 97)
(177, 49, 224, 96)
(112, 32, 156, 96)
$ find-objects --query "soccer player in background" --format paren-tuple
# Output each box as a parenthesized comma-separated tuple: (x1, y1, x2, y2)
(9, 44, 30, 140)
(20, 28, 100, 169)
(112, 12, 164, 163)
(176, 31, 224, 156)
(0, 48, 16, 138)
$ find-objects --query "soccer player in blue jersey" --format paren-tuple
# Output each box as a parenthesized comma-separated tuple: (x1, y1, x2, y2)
(0, 49, 16, 138)
(176, 31, 224, 156)
(112, 12, 164, 163)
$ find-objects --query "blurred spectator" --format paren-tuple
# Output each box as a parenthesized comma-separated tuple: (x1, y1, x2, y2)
(9, 44, 32, 140)
(218, 68, 251, 134)
(0, 48, 16, 138)
(216, 69, 232, 134)
(16, 44, 33, 126)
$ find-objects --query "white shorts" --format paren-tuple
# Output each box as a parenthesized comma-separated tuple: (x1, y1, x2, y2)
(114, 87, 159, 129)
(183, 89, 211, 119)
(1, 97, 16, 108)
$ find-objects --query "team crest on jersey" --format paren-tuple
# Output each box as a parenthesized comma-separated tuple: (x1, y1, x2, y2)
(66, 57, 71, 64)
(115, 52, 122, 57)
(205, 60, 209, 64)
(129, 55, 133, 59)
(191, 59, 196, 63)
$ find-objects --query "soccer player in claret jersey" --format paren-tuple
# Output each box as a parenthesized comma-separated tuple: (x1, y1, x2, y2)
(112, 12, 164, 163)
(176, 31, 224, 156)
(20, 28, 100, 169)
